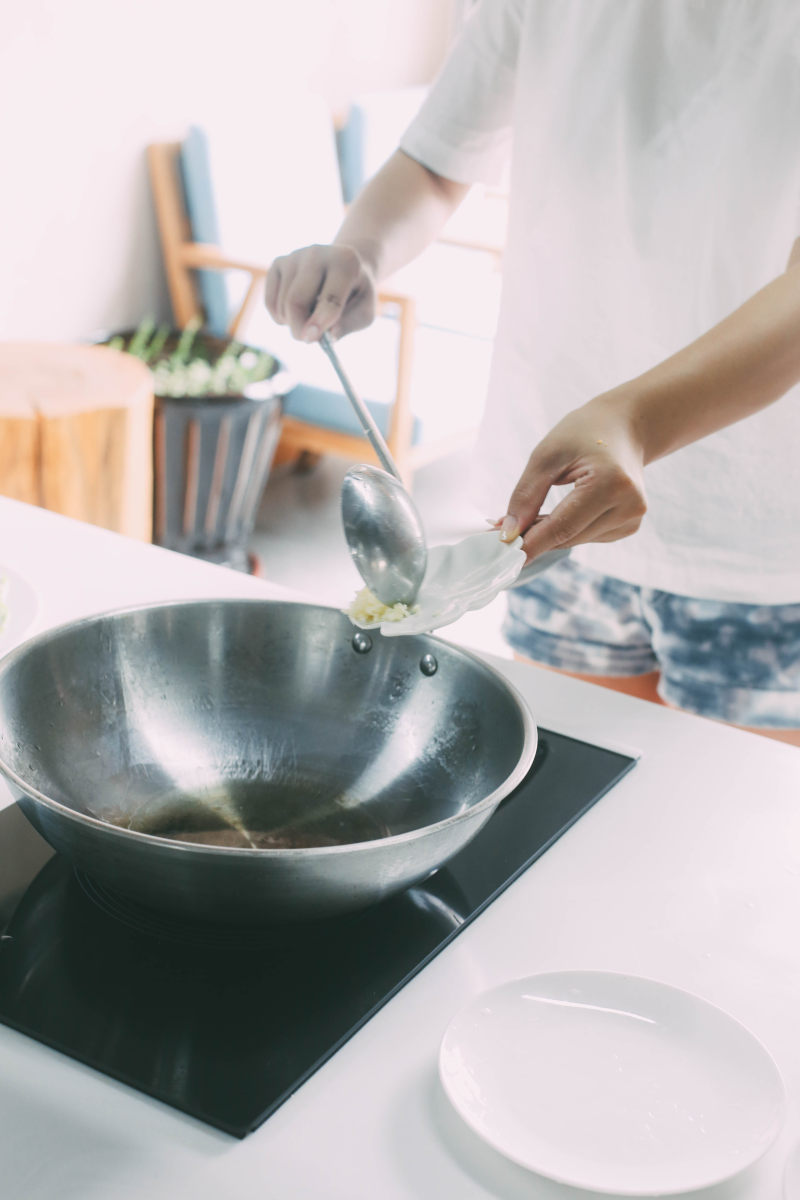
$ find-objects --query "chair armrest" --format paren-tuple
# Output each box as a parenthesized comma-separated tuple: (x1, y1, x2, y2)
(376, 288, 416, 318)
(183, 244, 415, 305)
(179, 242, 268, 278)
(179, 244, 418, 358)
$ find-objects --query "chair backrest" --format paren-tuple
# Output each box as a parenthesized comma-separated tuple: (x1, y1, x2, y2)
(147, 141, 271, 343)
(147, 141, 206, 330)
(179, 97, 346, 341)
(176, 128, 229, 335)
(336, 86, 428, 202)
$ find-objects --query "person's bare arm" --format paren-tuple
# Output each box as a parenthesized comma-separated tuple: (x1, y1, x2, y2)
(501, 260, 800, 560)
(264, 149, 469, 342)
(335, 150, 469, 283)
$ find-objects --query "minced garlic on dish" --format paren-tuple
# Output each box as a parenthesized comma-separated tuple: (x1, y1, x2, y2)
(346, 585, 419, 626)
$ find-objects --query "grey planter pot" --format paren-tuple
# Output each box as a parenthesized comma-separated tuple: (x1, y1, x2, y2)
(95, 328, 293, 572)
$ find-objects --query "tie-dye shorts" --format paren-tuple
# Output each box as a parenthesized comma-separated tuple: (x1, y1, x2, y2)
(504, 557, 800, 729)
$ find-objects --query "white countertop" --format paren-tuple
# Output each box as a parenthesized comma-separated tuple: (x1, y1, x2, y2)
(1, 496, 799, 1200)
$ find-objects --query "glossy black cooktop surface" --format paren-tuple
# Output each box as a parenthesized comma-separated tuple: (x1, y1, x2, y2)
(0, 728, 636, 1137)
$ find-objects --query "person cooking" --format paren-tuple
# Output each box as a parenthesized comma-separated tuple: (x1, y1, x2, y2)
(265, 0, 800, 746)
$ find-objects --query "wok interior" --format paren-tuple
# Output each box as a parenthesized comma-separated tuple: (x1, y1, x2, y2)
(0, 602, 530, 850)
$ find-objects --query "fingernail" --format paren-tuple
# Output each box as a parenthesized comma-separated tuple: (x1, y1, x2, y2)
(302, 324, 320, 343)
(500, 515, 520, 542)
(485, 516, 501, 528)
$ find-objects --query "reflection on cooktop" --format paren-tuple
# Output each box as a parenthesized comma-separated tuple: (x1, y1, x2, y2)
(0, 729, 636, 1137)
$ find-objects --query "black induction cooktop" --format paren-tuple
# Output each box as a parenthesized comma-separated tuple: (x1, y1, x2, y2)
(0, 729, 636, 1138)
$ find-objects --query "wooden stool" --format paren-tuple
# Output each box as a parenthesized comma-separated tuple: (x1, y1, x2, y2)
(0, 343, 154, 541)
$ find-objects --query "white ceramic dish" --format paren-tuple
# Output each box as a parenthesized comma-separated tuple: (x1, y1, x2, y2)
(0, 566, 40, 650)
(784, 1138, 800, 1198)
(351, 530, 527, 637)
(439, 970, 786, 1196)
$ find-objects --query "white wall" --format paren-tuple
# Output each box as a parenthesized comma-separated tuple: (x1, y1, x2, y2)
(0, 0, 453, 342)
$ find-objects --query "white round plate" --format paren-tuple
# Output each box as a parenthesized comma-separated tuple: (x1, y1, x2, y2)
(784, 1138, 800, 1198)
(439, 970, 786, 1196)
(0, 566, 40, 650)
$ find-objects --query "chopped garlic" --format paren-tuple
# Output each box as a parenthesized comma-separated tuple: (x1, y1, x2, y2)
(346, 585, 419, 626)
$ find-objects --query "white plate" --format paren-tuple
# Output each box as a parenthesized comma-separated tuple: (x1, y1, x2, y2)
(784, 1138, 800, 1198)
(0, 566, 40, 650)
(350, 532, 569, 637)
(439, 970, 786, 1196)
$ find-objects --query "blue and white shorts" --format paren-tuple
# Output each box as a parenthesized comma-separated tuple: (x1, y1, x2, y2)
(504, 558, 800, 729)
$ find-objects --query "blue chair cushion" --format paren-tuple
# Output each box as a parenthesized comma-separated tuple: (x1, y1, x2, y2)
(334, 107, 365, 205)
(283, 384, 422, 444)
(179, 126, 232, 338)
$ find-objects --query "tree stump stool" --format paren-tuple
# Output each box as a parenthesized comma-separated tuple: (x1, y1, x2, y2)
(0, 343, 154, 541)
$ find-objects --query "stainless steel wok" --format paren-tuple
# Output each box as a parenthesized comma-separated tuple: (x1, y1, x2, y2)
(0, 600, 536, 922)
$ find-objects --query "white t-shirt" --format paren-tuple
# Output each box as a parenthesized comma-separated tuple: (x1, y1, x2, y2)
(400, 0, 800, 603)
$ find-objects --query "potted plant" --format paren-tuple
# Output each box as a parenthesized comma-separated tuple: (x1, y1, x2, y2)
(97, 319, 292, 573)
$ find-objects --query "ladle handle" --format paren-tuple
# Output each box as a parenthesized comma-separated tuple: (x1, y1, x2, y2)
(319, 332, 402, 481)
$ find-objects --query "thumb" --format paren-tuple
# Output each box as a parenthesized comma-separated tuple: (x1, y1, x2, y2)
(499, 450, 564, 543)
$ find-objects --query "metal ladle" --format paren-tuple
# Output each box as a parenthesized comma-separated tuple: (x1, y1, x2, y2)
(319, 333, 427, 606)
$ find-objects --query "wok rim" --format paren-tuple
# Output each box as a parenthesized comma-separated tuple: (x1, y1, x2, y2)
(0, 598, 539, 860)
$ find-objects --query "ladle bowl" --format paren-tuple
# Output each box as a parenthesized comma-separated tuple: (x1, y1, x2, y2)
(341, 465, 428, 606)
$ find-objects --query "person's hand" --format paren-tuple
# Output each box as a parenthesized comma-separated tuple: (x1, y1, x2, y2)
(264, 242, 378, 343)
(498, 390, 648, 561)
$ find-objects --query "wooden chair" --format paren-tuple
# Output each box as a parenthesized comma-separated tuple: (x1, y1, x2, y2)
(147, 140, 420, 481)
(148, 91, 507, 487)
